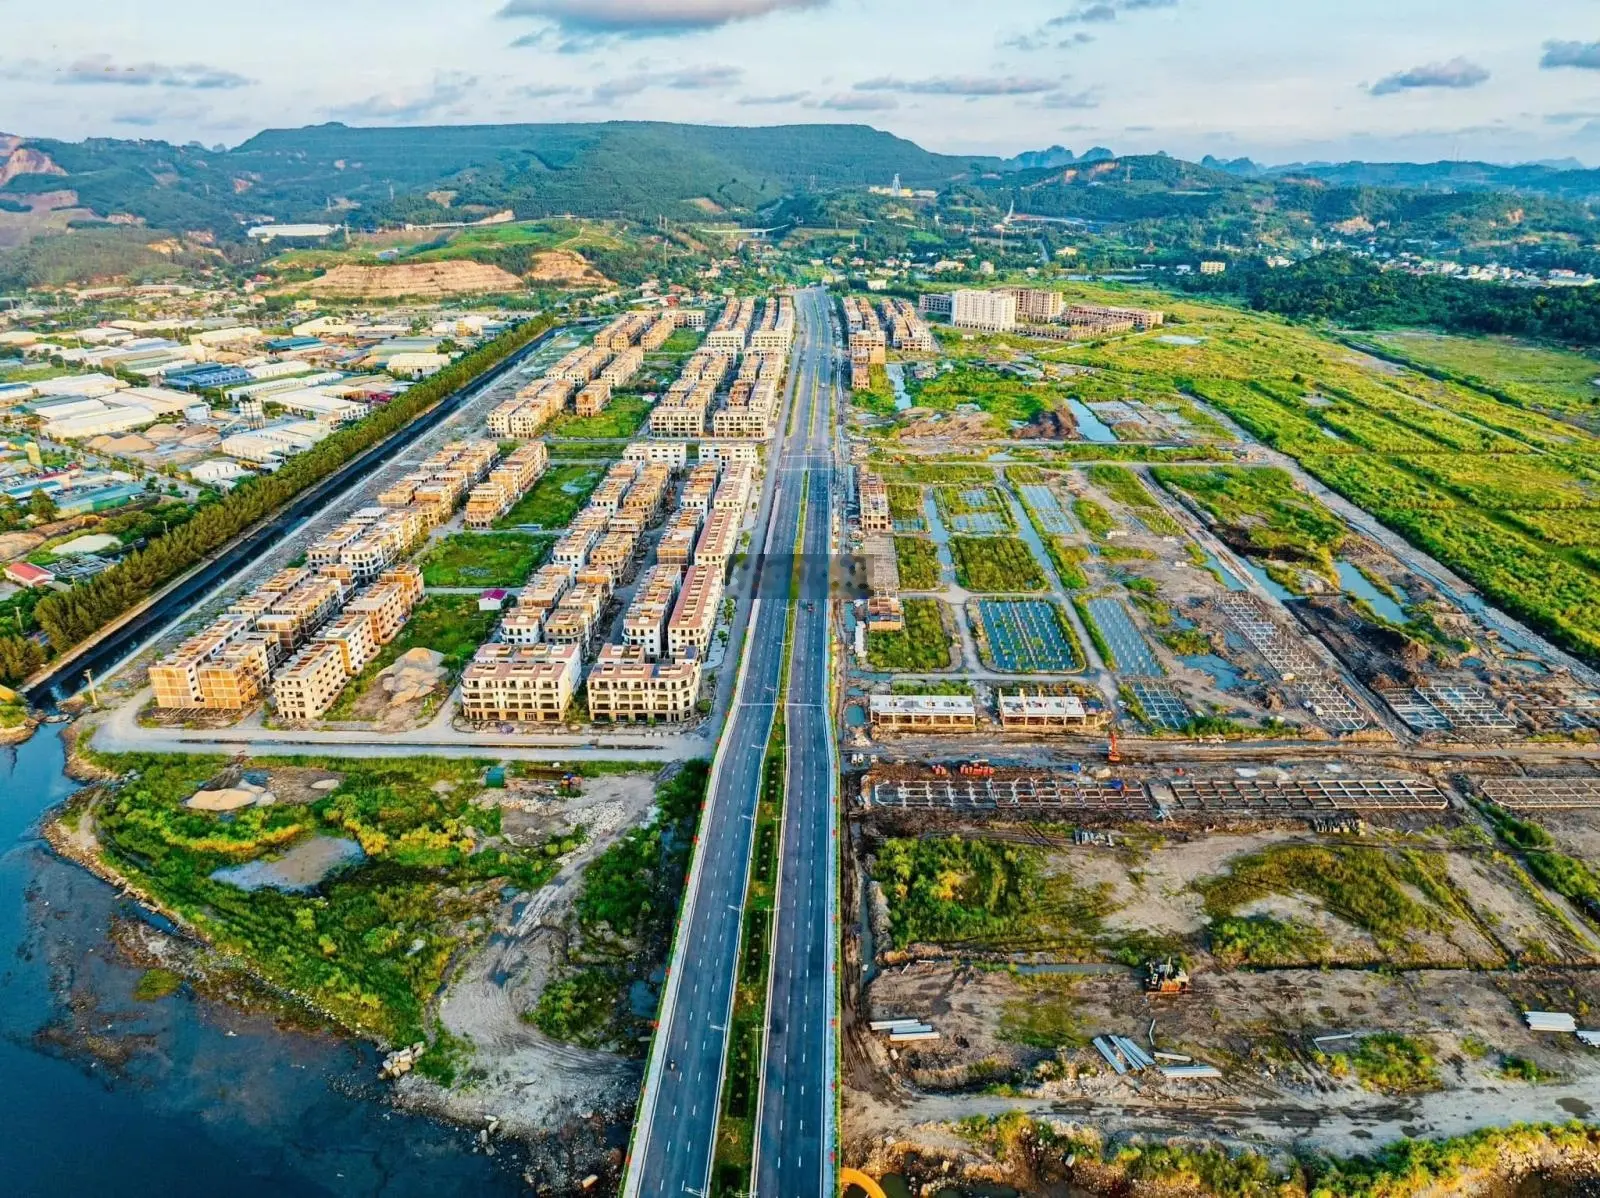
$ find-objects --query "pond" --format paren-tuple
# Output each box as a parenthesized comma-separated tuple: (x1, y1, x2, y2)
(886, 362, 912, 411)
(211, 836, 366, 893)
(1181, 653, 1245, 691)
(1336, 560, 1408, 624)
(1065, 397, 1117, 443)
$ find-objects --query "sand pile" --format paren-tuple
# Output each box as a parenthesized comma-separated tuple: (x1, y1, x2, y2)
(186, 781, 276, 811)
(380, 648, 447, 705)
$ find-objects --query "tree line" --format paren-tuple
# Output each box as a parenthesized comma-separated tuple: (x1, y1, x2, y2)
(0, 315, 553, 687)
(1177, 252, 1600, 349)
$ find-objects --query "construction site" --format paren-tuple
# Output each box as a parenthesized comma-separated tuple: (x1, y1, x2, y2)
(834, 297, 1600, 1190)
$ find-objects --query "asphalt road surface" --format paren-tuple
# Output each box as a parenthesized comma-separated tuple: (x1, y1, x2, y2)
(754, 287, 839, 1197)
(626, 287, 835, 1198)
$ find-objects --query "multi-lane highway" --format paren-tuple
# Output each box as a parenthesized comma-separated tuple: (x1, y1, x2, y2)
(754, 287, 838, 1197)
(626, 287, 839, 1198)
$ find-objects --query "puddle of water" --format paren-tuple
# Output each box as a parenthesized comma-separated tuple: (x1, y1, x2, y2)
(1182, 653, 1244, 691)
(844, 705, 867, 728)
(211, 837, 365, 894)
(1336, 560, 1408, 623)
(628, 979, 658, 1018)
(1066, 397, 1117, 443)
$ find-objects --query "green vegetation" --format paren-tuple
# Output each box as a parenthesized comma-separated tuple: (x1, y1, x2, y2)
(949, 536, 1047, 593)
(866, 598, 953, 672)
(894, 536, 942, 589)
(1201, 844, 1466, 959)
(324, 595, 495, 720)
(495, 463, 603, 529)
(532, 764, 709, 1052)
(546, 393, 652, 440)
(886, 483, 926, 524)
(132, 968, 183, 1001)
(1209, 913, 1330, 966)
(82, 752, 573, 1043)
(1086, 465, 1183, 535)
(1482, 804, 1600, 922)
(17, 318, 554, 674)
(418, 531, 551, 588)
(1073, 497, 1116, 540)
(934, 484, 1015, 531)
(998, 976, 1085, 1050)
(901, 364, 1058, 433)
(1044, 538, 1090, 589)
(959, 1114, 1600, 1198)
(1155, 466, 1345, 583)
(874, 836, 1114, 954)
(1349, 1033, 1442, 1093)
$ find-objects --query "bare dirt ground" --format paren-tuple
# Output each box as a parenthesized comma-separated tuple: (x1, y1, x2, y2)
(851, 960, 1600, 1164)
(297, 261, 526, 298)
(400, 773, 660, 1140)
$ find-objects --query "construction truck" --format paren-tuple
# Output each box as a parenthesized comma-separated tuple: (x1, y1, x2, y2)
(1143, 958, 1191, 995)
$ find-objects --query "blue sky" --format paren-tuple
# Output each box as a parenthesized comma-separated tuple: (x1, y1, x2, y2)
(5, 0, 1600, 164)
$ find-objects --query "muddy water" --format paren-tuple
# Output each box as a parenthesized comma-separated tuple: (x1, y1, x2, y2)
(0, 728, 522, 1197)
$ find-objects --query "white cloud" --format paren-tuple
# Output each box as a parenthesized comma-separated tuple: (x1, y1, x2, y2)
(817, 93, 898, 112)
(854, 75, 1060, 97)
(587, 64, 743, 105)
(1541, 40, 1600, 71)
(328, 73, 477, 123)
(1370, 57, 1490, 96)
(498, 0, 826, 35)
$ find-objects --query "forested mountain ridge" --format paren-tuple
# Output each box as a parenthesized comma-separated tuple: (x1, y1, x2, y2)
(0, 121, 1007, 243)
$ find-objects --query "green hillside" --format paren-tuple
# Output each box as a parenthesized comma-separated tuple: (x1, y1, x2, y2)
(2, 121, 1002, 242)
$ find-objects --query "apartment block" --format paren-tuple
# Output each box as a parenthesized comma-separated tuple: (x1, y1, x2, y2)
(705, 296, 756, 355)
(951, 289, 1018, 332)
(621, 564, 682, 660)
(680, 462, 720, 511)
(600, 347, 644, 388)
(149, 616, 270, 711)
(858, 471, 893, 534)
(552, 526, 601, 568)
(272, 642, 350, 722)
(459, 642, 581, 724)
(314, 611, 379, 676)
(699, 440, 760, 468)
(595, 312, 652, 349)
(575, 561, 618, 598)
(585, 644, 702, 724)
(667, 564, 723, 659)
(713, 463, 755, 513)
(881, 297, 937, 352)
(575, 380, 612, 417)
(499, 606, 546, 646)
(255, 575, 347, 650)
(1064, 303, 1164, 331)
(638, 311, 680, 350)
(544, 584, 607, 647)
(694, 507, 740, 578)
(624, 440, 689, 469)
(1005, 287, 1065, 323)
(657, 507, 703, 566)
(587, 529, 638, 577)
(549, 345, 613, 385)
(520, 564, 573, 614)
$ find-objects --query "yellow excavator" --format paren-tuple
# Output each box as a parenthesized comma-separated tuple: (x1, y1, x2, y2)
(841, 1169, 889, 1198)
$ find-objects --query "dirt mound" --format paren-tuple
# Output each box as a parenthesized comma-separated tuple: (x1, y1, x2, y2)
(380, 648, 447, 705)
(525, 249, 612, 288)
(297, 260, 526, 299)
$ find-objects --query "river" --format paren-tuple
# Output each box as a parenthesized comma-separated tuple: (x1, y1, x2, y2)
(0, 727, 523, 1197)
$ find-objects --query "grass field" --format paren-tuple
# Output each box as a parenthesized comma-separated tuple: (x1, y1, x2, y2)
(547, 393, 652, 440)
(1362, 331, 1600, 421)
(950, 536, 1047, 593)
(419, 532, 551, 588)
(894, 537, 942, 589)
(867, 598, 953, 671)
(495, 464, 603, 529)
